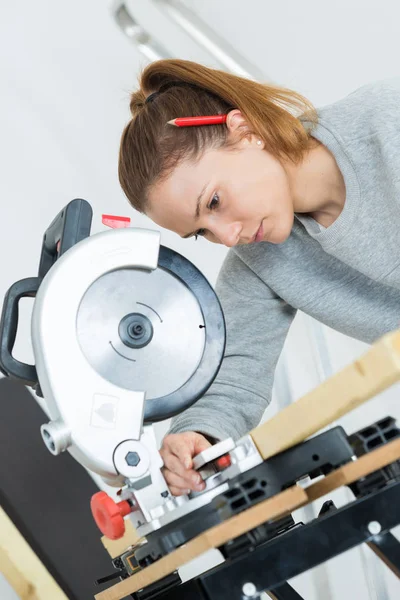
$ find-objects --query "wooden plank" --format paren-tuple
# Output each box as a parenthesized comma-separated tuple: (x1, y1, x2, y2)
(305, 437, 400, 501)
(94, 437, 400, 600)
(101, 520, 143, 559)
(0, 546, 39, 600)
(0, 506, 68, 600)
(251, 330, 400, 460)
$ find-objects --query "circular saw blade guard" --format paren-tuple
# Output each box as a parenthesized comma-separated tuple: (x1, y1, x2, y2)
(30, 226, 225, 480)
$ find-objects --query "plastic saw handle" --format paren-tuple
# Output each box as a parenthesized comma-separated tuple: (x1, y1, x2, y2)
(38, 198, 92, 278)
(0, 198, 93, 390)
(0, 277, 41, 385)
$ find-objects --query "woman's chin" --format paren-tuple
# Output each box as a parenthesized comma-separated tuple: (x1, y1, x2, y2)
(267, 227, 291, 245)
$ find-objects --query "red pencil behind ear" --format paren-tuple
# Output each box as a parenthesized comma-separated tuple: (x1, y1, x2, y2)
(167, 115, 228, 127)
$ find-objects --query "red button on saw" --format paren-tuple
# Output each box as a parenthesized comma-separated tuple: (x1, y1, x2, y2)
(102, 214, 131, 229)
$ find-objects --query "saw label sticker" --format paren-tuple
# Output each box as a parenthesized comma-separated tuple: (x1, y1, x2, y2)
(91, 393, 119, 429)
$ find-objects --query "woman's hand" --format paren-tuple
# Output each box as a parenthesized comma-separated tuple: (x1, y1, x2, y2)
(160, 431, 212, 496)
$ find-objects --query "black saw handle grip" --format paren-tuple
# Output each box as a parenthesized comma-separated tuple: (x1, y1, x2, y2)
(0, 277, 41, 386)
(0, 198, 92, 391)
(38, 198, 92, 278)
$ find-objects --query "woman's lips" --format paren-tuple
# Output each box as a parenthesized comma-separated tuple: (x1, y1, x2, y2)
(253, 221, 264, 243)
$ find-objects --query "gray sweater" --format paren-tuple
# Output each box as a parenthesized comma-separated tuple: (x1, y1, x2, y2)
(169, 77, 400, 442)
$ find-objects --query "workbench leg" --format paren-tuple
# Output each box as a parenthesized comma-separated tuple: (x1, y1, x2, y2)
(266, 582, 305, 599)
(367, 531, 400, 578)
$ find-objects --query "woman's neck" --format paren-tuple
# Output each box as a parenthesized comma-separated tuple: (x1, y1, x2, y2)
(285, 138, 346, 227)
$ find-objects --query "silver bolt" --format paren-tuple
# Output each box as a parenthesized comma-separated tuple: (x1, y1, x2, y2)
(368, 521, 382, 535)
(242, 582, 257, 597)
(125, 451, 141, 467)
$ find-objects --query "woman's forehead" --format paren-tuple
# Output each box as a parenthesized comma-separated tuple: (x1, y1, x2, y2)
(150, 154, 211, 206)
(147, 173, 199, 232)
(152, 170, 197, 208)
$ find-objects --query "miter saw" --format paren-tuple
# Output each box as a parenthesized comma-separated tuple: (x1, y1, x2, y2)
(0, 197, 229, 515)
(1, 199, 400, 600)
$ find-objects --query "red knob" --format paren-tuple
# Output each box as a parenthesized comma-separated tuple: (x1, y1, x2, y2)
(90, 491, 131, 540)
(216, 454, 231, 469)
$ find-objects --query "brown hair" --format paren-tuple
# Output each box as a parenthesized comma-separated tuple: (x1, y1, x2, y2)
(118, 59, 317, 213)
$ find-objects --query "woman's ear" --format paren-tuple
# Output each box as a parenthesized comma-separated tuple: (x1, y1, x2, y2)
(225, 109, 258, 148)
(225, 109, 249, 134)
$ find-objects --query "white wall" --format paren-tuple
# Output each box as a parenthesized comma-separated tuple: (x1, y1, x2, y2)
(1, 1, 400, 599)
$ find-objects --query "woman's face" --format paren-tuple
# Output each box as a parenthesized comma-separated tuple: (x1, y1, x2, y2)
(147, 121, 295, 248)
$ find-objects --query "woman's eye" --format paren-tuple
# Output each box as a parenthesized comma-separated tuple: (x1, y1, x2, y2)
(209, 193, 220, 210)
(194, 228, 207, 240)
(193, 194, 219, 239)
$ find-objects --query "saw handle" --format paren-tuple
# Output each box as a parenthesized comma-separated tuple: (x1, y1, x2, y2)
(0, 277, 41, 387)
(0, 198, 93, 392)
(38, 198, 92, 278)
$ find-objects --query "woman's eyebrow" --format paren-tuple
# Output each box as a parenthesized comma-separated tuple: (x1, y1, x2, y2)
(181, 182, 209, 238)
(194, 182, 209, 218)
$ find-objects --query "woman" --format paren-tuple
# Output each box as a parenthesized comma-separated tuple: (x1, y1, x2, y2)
(118, 59, 400, 496)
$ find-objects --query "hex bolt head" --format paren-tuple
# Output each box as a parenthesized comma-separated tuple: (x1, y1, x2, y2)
(125, 451, 141, 467)
(368, 521, 382, 535)
(242, 582, 257, 597)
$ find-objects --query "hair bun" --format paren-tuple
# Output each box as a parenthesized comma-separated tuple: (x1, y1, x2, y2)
(129, 89, 147, 116)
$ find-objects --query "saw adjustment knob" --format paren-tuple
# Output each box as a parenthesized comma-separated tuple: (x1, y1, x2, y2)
(90, 491, 131, 540)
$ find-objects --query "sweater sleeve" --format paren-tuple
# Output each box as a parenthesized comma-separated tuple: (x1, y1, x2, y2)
(167, 249, 297, 441)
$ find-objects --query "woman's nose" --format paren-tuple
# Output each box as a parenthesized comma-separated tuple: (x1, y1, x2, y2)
(215, 222, 242, 247)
